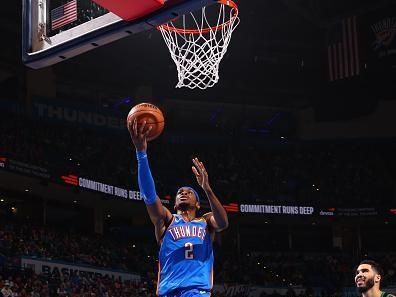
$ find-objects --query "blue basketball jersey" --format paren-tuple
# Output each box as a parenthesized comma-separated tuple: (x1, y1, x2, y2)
(157, 214, 214, 296)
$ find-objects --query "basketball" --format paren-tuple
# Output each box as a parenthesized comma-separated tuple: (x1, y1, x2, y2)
(127, 103, 165, 141)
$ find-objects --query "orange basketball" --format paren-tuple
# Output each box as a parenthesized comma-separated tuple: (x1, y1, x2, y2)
(126, 103, 165, 141)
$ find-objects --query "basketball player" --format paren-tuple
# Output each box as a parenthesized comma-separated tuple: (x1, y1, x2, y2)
(129, 119, 229, 297)
(355, 260, 395, 297)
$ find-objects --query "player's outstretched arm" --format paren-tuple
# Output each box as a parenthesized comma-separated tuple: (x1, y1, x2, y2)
(192, 158, 228, 232)
(129, 119, 172, 242)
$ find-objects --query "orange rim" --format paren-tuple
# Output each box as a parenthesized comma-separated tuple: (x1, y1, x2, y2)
(157, 0, 238, 34)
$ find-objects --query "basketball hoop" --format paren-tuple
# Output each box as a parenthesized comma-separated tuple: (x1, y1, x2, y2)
(158, 0, 239, 89)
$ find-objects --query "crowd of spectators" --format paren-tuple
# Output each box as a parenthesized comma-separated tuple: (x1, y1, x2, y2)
(0, 221, 396, 296)
(0, 223, 157, 296)
(0, 223, 157, 274)
(1, 112, 396, 207)
(0, 267, 156, 297)
(1, 108, 396, 296)
(219, 251, 396, 288)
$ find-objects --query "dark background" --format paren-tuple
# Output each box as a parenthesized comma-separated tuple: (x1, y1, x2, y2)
(0, 0, 396, 296)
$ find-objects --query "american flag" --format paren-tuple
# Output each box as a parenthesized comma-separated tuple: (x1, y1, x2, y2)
(327, 16, 360, 82)
(51, 0, 77, 30)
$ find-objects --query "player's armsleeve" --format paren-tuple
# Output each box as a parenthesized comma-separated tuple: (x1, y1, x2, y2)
(136, 151, 158, 205)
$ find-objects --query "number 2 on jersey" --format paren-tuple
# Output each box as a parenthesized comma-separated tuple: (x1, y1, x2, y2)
(184, 242, 194, 259)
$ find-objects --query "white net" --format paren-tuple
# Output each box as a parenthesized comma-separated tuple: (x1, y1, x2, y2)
(158, 1, 239, 89)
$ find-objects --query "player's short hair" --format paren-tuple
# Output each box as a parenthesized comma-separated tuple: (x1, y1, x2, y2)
(358, 260, 384, 277)
(177, 186, 200, 203)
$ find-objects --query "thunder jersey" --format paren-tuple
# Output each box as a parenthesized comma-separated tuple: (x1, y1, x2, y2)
(157, 214, 214, 296)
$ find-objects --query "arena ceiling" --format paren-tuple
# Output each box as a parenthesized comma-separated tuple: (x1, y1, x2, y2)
(0, 0, 394, 109)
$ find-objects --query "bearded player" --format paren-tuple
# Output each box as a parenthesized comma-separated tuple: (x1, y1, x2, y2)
(355, 260, 395, 297)
(129, 119, 229, 297)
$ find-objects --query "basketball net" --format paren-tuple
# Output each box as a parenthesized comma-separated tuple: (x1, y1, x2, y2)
(158, 0, 239, 90)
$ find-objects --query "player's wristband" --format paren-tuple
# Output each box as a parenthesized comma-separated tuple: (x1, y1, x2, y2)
(136, 150, 148, 160)
(136, 150, 158, 205)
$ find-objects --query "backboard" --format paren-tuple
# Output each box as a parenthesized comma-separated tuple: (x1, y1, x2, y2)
(22, 0, 216, 69)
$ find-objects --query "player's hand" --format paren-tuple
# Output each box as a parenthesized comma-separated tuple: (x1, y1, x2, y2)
(192, 158, 211, 191)
(128, 118, 152, 152)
